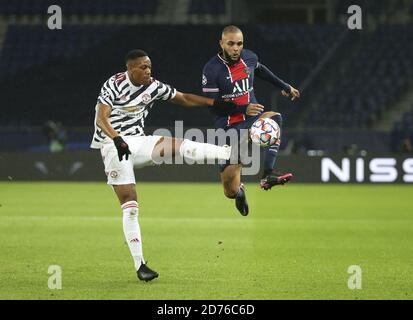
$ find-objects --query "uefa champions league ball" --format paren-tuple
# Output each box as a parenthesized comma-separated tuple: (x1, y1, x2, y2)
(250, 118, 280, 147)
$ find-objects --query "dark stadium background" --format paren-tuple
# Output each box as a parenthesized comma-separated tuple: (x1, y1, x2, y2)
(0, 0, 412, 181)
(1, 0, 413, 304)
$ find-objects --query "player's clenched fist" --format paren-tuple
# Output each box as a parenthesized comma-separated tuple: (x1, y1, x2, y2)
(113, 136, 131, 161)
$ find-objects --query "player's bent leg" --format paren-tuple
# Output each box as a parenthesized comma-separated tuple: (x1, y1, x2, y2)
(113, 184, 158, 282)
(220, 164, 249, 216)
(151, 136, 232, 164)
(221, 164, 242, 198)
(257, 112, 293, 190)
(151, 136, 181, 163)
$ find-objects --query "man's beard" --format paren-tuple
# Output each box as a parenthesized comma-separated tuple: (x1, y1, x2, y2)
(222, 49, 240, 65)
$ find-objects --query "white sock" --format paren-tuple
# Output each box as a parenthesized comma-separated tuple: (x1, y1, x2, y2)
(179, 139, 231, 163)
(122, 201, 144, 270)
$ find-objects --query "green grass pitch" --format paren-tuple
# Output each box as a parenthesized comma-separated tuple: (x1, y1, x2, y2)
(0, 182, 412, 300)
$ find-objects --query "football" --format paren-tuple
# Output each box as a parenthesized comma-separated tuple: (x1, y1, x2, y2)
(250, 118, 280, 147)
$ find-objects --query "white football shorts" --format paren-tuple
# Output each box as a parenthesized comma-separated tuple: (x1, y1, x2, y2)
(100, 135, 163, 185)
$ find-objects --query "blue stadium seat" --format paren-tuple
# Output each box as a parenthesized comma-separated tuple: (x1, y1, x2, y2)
(189, 0, 226, 14)
(0, 0, 158, 14)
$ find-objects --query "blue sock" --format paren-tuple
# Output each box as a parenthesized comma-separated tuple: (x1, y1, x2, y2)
(263, 114, 282, 178)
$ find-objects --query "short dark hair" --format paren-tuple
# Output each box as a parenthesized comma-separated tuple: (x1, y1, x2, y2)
(221, 25, 242, 38)
(125, 49, 148, 63)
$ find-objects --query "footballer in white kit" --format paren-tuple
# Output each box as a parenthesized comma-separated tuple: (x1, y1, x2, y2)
(91, 67, 178, 185)
(91, 49, 242, 282)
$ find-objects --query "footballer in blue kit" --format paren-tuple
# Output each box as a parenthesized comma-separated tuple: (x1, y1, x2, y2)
(202, 25, 300, 216)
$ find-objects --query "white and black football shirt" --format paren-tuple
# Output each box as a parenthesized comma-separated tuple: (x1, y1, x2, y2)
(91, 71, 176, 149)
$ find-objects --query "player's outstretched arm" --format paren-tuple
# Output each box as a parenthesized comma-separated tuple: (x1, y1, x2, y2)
(255, 63, 290, 91)
(255, 63, 300, 100)
(171, 91, 215, 107)
(170, 91, 241, 116)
